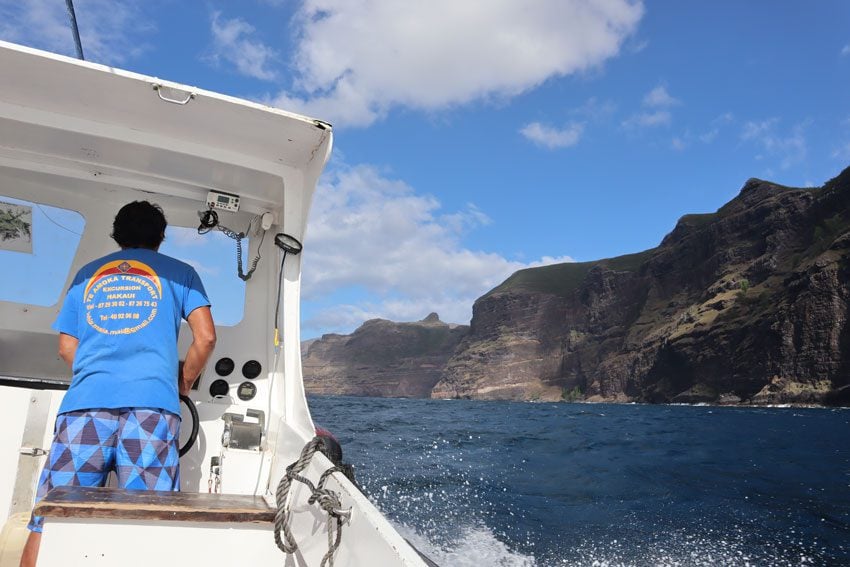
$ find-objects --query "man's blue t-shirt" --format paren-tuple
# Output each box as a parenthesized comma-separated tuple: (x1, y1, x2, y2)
(53, 248, 210, 416)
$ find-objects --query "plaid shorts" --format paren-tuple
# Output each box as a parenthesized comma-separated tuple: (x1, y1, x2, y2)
(28, 408, 181, 532)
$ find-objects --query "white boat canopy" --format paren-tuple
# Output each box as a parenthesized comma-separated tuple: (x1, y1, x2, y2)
(0, 39, 331, 215)
(0, 39, 332, 383)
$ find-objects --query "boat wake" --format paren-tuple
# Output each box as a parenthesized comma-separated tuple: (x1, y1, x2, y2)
(395, 520, 826, 567)
(397, 523, 535, 567)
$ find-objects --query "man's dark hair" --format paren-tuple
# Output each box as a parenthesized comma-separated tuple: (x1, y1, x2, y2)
(111, 201, 167, 249)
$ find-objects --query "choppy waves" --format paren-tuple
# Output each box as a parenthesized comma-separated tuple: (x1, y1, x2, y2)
(310, 397, 850, 566)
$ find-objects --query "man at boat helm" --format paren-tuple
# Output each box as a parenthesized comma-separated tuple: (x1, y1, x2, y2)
(21, 201, 217, 566)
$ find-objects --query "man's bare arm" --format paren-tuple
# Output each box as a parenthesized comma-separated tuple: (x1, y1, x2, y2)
(180, 306, 216, 396)
(58, 333, 79, 369)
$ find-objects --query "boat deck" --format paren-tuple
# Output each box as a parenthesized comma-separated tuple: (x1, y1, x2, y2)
(34, 486, 275, 524)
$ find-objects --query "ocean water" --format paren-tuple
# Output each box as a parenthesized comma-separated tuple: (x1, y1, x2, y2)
(308, 397, 850, 567)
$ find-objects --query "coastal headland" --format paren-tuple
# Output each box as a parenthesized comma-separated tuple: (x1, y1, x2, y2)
(304, 167, 850, 406)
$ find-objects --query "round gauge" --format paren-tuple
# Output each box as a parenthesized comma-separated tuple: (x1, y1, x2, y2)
(214, 357, 235, 376)
(242, 360, 262, 379)
(275, 233, 303, 254)
(237, 381, 257, 401)
(209, 379, 229, 398)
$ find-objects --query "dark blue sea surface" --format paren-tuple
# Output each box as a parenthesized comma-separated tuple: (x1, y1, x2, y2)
(309, 397, 850, 567)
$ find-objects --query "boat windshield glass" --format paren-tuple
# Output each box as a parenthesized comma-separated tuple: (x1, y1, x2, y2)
(159, 226, 246, 326)
(0, 196, 85, 306)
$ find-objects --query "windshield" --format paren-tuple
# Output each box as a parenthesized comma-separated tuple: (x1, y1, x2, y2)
(0, 197, 85, 306)
(159, 226, 247, 326)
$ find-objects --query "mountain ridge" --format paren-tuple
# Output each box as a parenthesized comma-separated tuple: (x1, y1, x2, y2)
(303, 167, 850, 406)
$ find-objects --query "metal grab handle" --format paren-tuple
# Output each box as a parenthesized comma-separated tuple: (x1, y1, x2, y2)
(152, 84, 196, 105)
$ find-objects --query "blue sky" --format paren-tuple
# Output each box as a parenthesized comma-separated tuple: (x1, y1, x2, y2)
(1, 0, 849, 339)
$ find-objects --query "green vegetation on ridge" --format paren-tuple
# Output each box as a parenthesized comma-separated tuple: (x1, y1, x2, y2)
(486, 249, 656, 299)
(483, 175, 849, 303)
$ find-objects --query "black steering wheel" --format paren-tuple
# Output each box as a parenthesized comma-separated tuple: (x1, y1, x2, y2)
(179, 394, 200, 457)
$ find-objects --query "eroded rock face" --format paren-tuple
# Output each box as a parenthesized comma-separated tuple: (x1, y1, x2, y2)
(432, 167, 850, 405)
(302, 313, 468, 398)
(303, 169, 850, 404)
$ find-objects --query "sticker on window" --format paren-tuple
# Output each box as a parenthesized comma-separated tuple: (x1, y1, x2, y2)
(0, 201, 33, 253)
(0, 198, 85, 306)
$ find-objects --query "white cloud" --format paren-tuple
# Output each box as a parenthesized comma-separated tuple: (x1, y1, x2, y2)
(741, 118, 777, 141)
(0, 0, 153, 64)
(671, 136, 688, 151)
(622, 84, 679, 129)
(165, 225, 241, 249)
(306, 299, 472, 337)
(519, 98, 613, 150)
(842, 44, 850, 56)
(520, 122, 584, 149)
(272, 0, 645, 127)
(208, 11, 278, 80)
(642, 85, 680, 107)
(301, 164, 573, 334)
(571, 97, 618, 121)
(622, 110, 671, 129)
(740, 118, 809, 170)
(698, 129, 719, 143)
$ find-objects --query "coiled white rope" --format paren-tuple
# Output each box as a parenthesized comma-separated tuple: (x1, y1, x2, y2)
(274, 437, 350, 567)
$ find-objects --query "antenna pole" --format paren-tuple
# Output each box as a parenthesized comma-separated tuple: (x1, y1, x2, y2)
(64, 0, 85, 60)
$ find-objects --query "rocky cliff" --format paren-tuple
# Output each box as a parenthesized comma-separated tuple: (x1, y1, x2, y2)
(431, 167, 850, 405)
(303, 313, 468, 398)
(303, 168, 850, 405)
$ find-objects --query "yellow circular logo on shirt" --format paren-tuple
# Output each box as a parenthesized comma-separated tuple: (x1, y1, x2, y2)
(83, 260, 162, 335)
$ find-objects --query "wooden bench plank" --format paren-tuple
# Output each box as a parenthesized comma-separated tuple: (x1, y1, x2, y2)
(35, 486, 275, 524)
